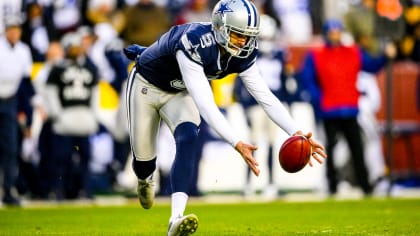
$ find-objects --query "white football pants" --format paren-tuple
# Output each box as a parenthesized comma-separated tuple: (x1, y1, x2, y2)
(126, 68, 200, 161)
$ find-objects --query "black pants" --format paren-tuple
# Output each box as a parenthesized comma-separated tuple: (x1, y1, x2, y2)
(0, 112, 18, 199)
(49, 132, 92, 199)
(323, 117, 372, 195)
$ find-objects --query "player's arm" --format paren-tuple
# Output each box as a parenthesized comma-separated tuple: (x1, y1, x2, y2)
(239, 63, 326, 164)
(176, 50, 260, 176)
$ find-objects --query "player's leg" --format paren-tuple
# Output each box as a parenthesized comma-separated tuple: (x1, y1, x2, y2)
(160, 90, 200, 235)
(187, 120, 207, 196)
(126, 72, 161, 209)
(166, 122, 199, 236)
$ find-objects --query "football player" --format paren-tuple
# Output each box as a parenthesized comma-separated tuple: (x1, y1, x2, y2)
(125, 0, 326, 235)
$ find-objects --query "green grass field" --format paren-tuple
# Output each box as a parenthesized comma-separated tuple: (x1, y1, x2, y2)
(0, 198, 419, 235)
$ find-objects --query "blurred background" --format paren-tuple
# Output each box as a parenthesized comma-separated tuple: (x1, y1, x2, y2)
(0, 0, 419, 206)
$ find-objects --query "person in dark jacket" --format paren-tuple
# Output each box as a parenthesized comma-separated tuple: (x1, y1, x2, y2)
(44, 31, 99, 200)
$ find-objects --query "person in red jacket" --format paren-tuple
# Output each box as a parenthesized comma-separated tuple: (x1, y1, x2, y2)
(300, 19, 396, 196)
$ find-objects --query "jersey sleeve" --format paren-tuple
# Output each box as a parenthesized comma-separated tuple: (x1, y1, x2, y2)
(179, 31, 208, 66)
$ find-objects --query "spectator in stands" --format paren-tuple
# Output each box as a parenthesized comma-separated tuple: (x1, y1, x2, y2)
(43, 32, 99, 200)
(15, 42, 65, 201)
(89, 23, 121, 85)
(85, 0, 125, 34)
(308, 0, 323, 35)
(167, 0, 191, 23)
(344, 0, 391, 194)
(271, 0, 313, 45)
(300, 19, 396, 197)
(257, 0, 281, 27)
(88, 22, 132, 190)
(33, 41, 65, 125)
(0, 0, 23, 34)
(0, 15, 34, 206)
(399, 2, 420, 62)
(344, 0, 381, 56)
(120, 0, 171, 46)
(174, 0, 212, 25)
(356, 70, 390, 194)
(51, 0, 82, 37)
(34, 41, 66, 199)
(15, 74, 39, 199)
(21, 2, 57, 62)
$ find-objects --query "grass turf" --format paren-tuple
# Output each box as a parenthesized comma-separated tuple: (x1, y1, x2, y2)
(0, 198, 419, 235)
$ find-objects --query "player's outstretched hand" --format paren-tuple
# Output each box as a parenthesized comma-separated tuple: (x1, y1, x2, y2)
(293, 131, 327, 167)
(235, 141, 260, 176)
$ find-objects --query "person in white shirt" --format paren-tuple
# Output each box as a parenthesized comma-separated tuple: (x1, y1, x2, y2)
(0, 15, 34, 206)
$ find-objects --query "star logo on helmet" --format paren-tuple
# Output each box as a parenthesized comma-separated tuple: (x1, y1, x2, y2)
(215, 2, 233, 15)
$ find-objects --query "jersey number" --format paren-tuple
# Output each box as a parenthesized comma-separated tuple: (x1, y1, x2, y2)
(200, 33, 216, 48)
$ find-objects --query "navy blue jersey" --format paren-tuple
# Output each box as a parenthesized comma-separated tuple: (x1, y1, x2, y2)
(137, 22, 258, 93)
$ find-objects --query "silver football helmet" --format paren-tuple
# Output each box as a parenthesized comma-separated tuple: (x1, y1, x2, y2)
(211, 0, 260, 58)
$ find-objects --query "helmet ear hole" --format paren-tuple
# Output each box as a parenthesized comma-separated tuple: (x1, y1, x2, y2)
(211, 0, 260, 58)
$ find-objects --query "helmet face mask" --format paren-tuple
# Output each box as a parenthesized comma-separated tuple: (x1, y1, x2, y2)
(211, 0, 260, 58)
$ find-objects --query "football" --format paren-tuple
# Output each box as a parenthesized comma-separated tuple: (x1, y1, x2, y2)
(279, 135, 312, 173)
